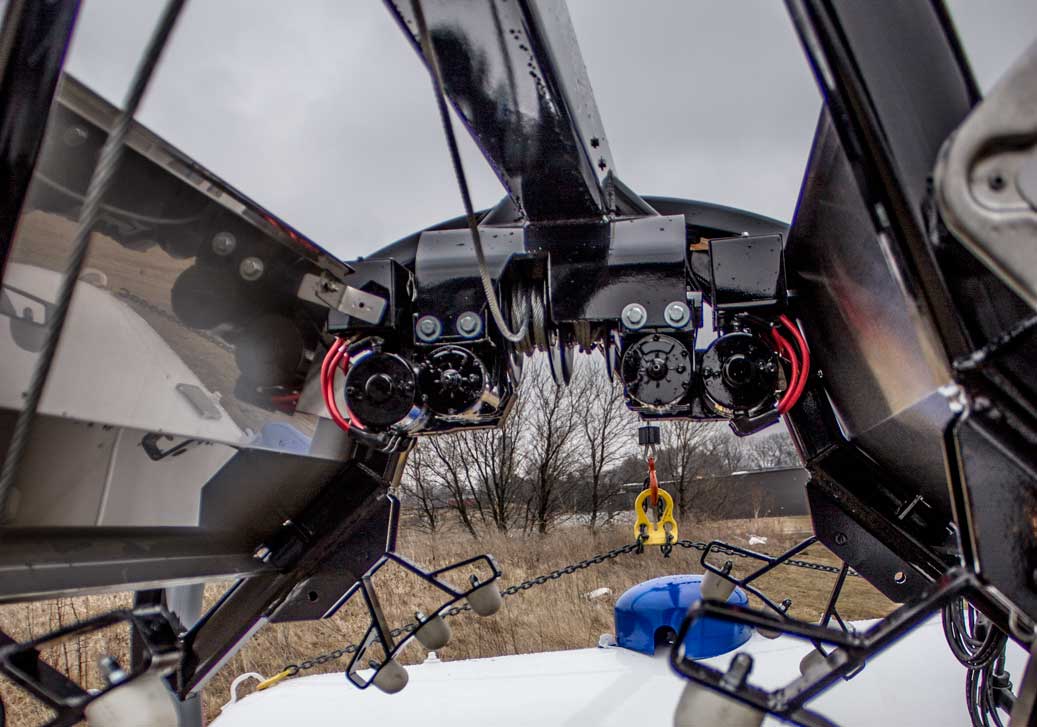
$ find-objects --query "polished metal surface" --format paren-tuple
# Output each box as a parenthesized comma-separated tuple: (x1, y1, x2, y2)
(0, 75, 352, 460)
(787, 113, 955, 516)
(936, 40, 1037, 310)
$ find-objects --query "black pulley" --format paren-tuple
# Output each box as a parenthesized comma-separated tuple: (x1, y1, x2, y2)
(700, 331, 779, 415)
(620, 334, 693, 408)
(418, 345, 488, 416)
(344, 351, 421, 430)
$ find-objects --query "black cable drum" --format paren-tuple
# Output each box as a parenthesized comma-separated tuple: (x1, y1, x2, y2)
(701, 331, 778, 415)
(344, 351, 422, 430)
(417, 345, 488, 416)
(621, 334, 693, 408)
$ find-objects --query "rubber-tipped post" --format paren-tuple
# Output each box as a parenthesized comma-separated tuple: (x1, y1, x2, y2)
(759, 599, 791, 639)
(83, 671, 179, 727)
(700, 567, 736, 602)
(799, 648, 829, 678)
(466, 577, 503, 616)
(673, 681, 765, 727)
(414, 613, 452, 651)
(372, 659, 409, 694)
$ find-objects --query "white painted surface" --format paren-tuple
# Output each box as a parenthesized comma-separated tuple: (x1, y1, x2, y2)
(212, 616, 1027, 726)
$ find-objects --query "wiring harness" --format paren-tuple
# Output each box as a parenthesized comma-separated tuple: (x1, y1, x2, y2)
(943, 597, 1015, 727)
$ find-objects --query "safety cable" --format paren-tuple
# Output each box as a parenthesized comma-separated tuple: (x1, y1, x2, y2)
(410, 0, 529, 344)
(0, 0, 188, 518)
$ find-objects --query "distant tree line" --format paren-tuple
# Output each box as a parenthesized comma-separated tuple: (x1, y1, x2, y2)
(399, 354, 799, 534)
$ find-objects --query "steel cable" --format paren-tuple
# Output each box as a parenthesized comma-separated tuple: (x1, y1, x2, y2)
(410, 0, 528, 344)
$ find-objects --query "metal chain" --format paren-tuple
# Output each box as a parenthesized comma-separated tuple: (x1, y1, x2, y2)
(673, 539, 857, 576)
(277, 539, 850, 677)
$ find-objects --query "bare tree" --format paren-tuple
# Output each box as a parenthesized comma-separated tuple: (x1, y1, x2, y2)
(453, 392, 527, 532)
(522, 359, 581, 533)
(657, 420, 722, 519)
(748, 482, 774, 520)
(743, 429, 800, 469)
(421, 434, 483, 537)
(399, 443, 440, 531)
(572, 356, 634, 528)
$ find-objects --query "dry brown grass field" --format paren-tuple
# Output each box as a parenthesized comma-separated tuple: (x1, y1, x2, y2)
(0, 516, 894, 725)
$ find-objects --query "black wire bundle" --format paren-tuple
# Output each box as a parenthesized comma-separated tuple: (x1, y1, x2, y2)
(943, 597, 1014, 727)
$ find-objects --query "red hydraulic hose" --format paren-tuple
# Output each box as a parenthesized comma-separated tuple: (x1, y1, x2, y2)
(779, 314, 810, 408)
(321, 339, 355, 432)
(772, 328, 800, 415)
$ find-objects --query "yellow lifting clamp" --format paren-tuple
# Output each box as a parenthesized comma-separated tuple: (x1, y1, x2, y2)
(633, 455, 678, 550)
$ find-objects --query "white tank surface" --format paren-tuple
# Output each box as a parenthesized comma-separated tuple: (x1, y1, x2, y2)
(213, 616, 1027, 727)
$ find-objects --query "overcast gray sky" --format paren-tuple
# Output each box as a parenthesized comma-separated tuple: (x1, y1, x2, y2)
(59, 1, 1037, 261)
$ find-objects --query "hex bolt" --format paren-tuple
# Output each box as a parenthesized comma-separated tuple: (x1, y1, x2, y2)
(621, 303, 647, 330)
(456, 311, 483, 339)
(415, 315, 442, 343)
(212, 231, 236, 256)
(239, 256, 264, 281)
(664, 301, 690, 328)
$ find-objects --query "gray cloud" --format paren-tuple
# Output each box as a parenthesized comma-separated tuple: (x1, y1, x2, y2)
(61, 1, 1036, 260)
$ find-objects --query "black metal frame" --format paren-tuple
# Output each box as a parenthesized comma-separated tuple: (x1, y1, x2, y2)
(700, 537, 819, 617)
(0, 606, 180, 727)
(342, 550, 501, 689)
(330, 492, 502, 690)
(0, 0, 82, 277)
(1, 0, 1036, 723)
(670, 569, 1010, 727)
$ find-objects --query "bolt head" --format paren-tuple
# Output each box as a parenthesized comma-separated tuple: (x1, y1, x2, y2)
(416, 315, 441, 342)
(664, 301, 690, 327)
(239, 256, 264, 281)
(212, 231, 236, 256)
(622, 303, 647, 329)
(457, 312, 482, 338)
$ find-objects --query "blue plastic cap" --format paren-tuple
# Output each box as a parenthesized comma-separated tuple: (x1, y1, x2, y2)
(614, 574, 753, 658)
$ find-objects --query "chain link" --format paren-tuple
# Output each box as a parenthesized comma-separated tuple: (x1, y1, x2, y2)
(673, 539, 855, 576)
(276, 539, 850, 677)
